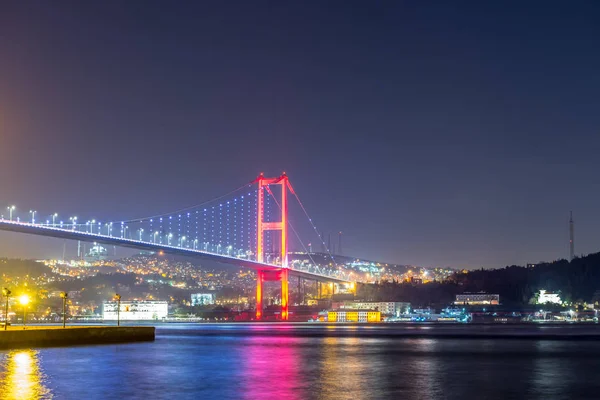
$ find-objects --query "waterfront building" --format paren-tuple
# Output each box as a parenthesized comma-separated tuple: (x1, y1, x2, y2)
(328, 310, 381, 323)
(103, 300, 168, 320)
(455, 293, 500, 305)
(191, 293, 216, 306)
(331, 301, 410, 316)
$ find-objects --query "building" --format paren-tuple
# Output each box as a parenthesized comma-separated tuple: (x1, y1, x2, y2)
(328, 310, 381, 323)
(537, 290, 562, 305)
(191, 293, 216, 306)
(455, 293, 500, 305)
(84, 244, 108, 262)
(103, 300, 168, 320)
(331, 301, 410, 317)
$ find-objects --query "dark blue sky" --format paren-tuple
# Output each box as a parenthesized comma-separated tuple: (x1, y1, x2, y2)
(0, 1, 599, 268)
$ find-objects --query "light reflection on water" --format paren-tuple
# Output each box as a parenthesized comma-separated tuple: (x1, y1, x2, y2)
(0, 350, 52, 399)
(1, 325, 600, 399)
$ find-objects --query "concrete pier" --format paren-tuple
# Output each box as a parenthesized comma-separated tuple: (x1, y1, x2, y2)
(0, 326, 155, 349)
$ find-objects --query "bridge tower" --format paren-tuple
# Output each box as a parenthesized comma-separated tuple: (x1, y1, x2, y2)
(254, 172, 290, 320)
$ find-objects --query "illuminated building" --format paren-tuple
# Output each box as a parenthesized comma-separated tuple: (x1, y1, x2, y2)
(102, 300, 168, 320)
(455, 293, 500, 305)
(84, 244, 108, 262)
(191, 293, 216, 306)
(328, 310, 381, 323)
(537, 290, 561, 305)
(331, 301, 410, 317)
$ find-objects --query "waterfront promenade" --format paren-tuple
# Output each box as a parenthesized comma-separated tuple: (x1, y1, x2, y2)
(0, 325, 155, 348)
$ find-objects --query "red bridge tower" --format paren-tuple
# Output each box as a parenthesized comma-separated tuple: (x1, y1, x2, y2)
(254, 172, 291, 320)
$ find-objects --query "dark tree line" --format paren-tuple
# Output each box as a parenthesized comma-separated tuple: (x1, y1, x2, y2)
(357, 252, 600, 308)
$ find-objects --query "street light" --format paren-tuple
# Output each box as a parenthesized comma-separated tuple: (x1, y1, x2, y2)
(19, 294, 29, 329)
(114, 294, 121, 327)
(2, 288, 11, 330)
(153, 231, 159, 243)
(139, 228, 144, 241)
(7, 206, 15, 221)
(29, 210, 36, 224)
(69, 216, 77, 230)
(60, 292, 68, 328)
(168, 233, 173, 246)
(52, 213, 58, 226)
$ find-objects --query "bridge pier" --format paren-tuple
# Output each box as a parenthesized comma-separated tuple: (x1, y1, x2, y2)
(281, 269, 288, 320)
(255, 270, 264, 320)
(255, 269, 289, 321)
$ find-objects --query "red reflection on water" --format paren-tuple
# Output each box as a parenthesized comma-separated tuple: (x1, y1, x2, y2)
(241, 336, 304, 400)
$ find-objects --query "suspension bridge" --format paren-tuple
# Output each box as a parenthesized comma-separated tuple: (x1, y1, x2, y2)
(0, 173, 358, 320)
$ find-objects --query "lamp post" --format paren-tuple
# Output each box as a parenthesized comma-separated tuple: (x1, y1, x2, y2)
(115, 294, 121, 327)
(52, 213, 58, 226)
(19, 294, 29, 329)
(70, 216, 77, 230)
(60, 292, 68, 328)
(7, 206, 15, 221)
(29, 210, 36, 224)
(2, 288, 10, 330)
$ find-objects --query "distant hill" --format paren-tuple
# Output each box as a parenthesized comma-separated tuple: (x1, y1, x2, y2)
(453, 252, 600, 306)
(288, 252, 413, 273)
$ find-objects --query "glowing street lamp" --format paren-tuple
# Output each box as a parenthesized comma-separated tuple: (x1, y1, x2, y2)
(7, 206, 15, 221)
(168, 233, 173, 246)
(153, 231, 159, 243)
(138, 228, 144, 241)
(114, 294, 121, 327)
(52, 213, 58, 226)
(2, 288, 11, 330)
(69, 216, 77, 230)
(180, 236, 186, 248)
(60, 292, 68, 328)
(19, 294, 29, 329)
(193, 239, 198, 250)
(29, 210, 36, 224)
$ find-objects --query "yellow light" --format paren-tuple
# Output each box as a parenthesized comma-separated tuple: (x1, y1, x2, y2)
(19, 295, 30, 305)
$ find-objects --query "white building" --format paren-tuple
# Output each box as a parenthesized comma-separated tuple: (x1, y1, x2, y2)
(537, 290, 562, 305)
(191, 293, 216, 306)
(455, 293, 500, 305)
(103, 300, 168, 320)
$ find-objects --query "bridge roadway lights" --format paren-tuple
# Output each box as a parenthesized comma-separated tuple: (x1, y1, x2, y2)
(255, 269, 289, 321)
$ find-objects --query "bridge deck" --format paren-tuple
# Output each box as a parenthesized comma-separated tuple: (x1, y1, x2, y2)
(0, 221, 349, 283)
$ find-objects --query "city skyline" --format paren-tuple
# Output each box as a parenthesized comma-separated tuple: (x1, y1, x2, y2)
(1, 2, 600, 268)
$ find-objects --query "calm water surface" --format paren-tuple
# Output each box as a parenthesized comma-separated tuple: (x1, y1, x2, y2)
(1, 324, 600, 399)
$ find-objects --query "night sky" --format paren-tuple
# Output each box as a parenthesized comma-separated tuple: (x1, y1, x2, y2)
(1, 1, 599, 268)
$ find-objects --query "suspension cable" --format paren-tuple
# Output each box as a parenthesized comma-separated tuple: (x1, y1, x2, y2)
(108, 182, 253, 224)
(264, 186, 320, 269)
(288, 185, 338, 265)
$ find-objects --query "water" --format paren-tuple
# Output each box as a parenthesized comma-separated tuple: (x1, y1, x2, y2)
(2, 324, 600, 399)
